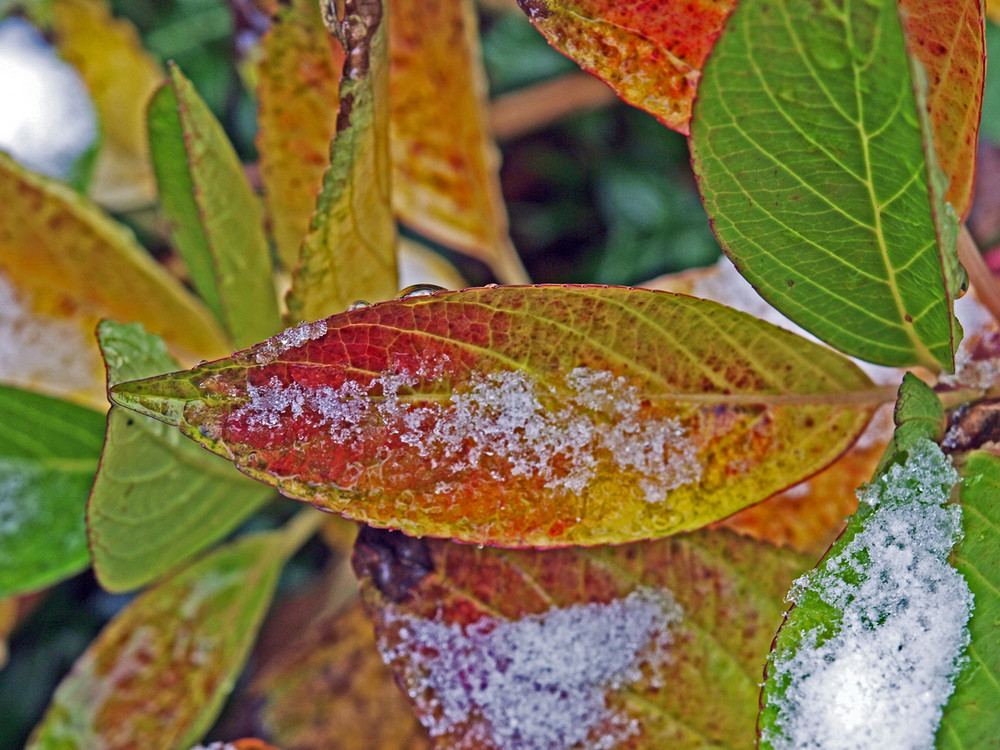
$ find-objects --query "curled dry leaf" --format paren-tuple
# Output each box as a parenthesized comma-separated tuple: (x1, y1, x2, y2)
(355, 527, 809, 749)
(110, 286, 882, 547)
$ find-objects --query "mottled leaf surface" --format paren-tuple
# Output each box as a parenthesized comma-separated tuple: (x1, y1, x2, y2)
(256, 0, 344, 270)
(49, 0, 161, 209)
(253, 600, 432, 750)
(0, 386, 104, 597)
(518, 0, 737, 134)
(936, 450, 1000, 748)
(287, 0, 398, 322)
(111, 286, 879, 547)
(0, 152, 230, 406)
(691, 0, 964, 371)
(390, 0, 527, 284)
(148, 64, 280, 348)
(26, 529, 293, 750)
(88, 322, 273, 592)
(355, 528, 807, 749)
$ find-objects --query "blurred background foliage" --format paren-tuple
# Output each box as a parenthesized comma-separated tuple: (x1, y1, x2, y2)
(0, 1, 998, 746)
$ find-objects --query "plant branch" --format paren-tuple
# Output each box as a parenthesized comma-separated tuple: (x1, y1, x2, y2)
(958, 225, 1000, 325)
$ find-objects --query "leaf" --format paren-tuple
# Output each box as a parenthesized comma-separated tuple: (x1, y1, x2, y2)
(937, 450, 1000, 749)
(109, 285, 882, 547)
(25, 526, 300, 750)
(759, 392, 972, 747)
(252, 599, 432, 750)
(355, 526, 809, 748)
(389, 0, 527, 284)
(255, 0, 344, 271)
(690, 0, 965, 371)
(0, 596, 18, 669)
(49, 0, 161, 210)
(0, 151, 230, 407)
(286, 0, 398, 323)
(873, 371, 945, 475)
(898, 0, 986, 219)
(0, 386, 104, 597)
(517, 0, 737, 135)
(148, 63, 281, 349)
(87, 321, 274, 592)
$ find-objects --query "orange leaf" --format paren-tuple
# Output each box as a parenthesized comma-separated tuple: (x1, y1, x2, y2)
(355, 527, 809, 748)
(389, 0, 528, 283)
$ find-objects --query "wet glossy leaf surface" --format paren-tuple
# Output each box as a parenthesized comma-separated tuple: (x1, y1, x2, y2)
(355, 527, 808, 749)
(256, 0, 344, 270)
(88, 322, 274, 592)
(690, 0, 964, 371)
(0, 386, 104, 597)
(287, 0, 398, 322)
(518, 0, 737, 134)
(389, 0, 526, 284)
(111, 286, 879, 546)
(148, 64, 280, 348)
(0, 152, 230, 407)
(253, 599, 432, 750)
(26, 530, 291, 750)
(936, 451, 1000, 748)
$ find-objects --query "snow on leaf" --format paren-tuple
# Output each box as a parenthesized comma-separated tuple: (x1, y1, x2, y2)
(109, 285, 882, 547)
(356, 527, 810, 748)
(759, 435, 972, 750)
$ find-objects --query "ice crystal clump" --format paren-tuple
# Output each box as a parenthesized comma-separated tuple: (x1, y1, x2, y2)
(763, 439, 973, 750)
(253, 319, 328, 364)
(234, 365, 702, 501)
(378, 587, 682, 750)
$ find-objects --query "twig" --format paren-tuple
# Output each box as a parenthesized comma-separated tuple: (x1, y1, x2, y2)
(957, 225, 1000, 325)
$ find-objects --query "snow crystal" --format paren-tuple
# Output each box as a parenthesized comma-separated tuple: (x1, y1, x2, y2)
(187, 743, 237, 750)
(764, 439, 973, 750)
(0, 272, 102, 399)
(233, 366, 703, 501)
(379, 587, 682, 750)
(253, 318, 328, 364)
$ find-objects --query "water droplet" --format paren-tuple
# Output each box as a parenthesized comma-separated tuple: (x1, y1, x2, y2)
(348, 299, 371, 311)
(483, 283, 501, 289)
(310, 503, 337, 514)
(395, 284, 445, 300)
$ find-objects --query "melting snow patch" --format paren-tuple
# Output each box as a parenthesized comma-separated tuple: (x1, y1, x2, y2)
(764, 439, 972, 750)
(379, 587, 682, 750)
(234, 366, 703, 500)
(253, 318, 328, 364)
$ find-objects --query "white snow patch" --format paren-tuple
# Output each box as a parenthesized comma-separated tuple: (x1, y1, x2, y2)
(233, 366, 703, 501)
(379, 587, 682, 750)
(0, 272, 102, 399)
(0, 18, 97, 179)
(253, 318, 328, 364)
(764, 439, 973, 750)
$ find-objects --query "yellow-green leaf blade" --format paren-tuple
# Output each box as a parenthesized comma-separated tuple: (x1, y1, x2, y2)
(110, 286, 881, 546)
(87, 321, 274, 592)
(690, 0, 964, 371)
(286, 0, 398, 322)
(26, 530, 290, 750)
(148, 64, 280, 348)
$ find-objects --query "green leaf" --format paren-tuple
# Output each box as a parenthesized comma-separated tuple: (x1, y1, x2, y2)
(25, 522, 306, 750)
(759, 413, 972, 746)
(0, 386, 104, 597)
(690, 0, 964, 371)
(148, 63, 281, 348)
(286, 0, 398, 322)
(87, 321, 274, 592)
(873, 371, 945, 475)
(938, 450, 1000, 748)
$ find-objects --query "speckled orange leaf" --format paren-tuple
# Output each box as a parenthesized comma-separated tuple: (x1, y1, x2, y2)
(390, 0, 527, 284)
(49, 0, 162, 209)
(24, 522, 309, 750)
(253, 600, 432, 750)
(518, 0, 738, 134)
(355, 527, 809, 748)
(0, 152, 229, 408)
(110, 286, 883, 547)
(286, 0, 398, 322)
(900, 0, 985, 218)
(256, 0, 345, 270)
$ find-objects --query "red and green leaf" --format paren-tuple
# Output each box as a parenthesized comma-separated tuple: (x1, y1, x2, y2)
(355, 527, 809, 748)
(110, 286, 882, 547)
